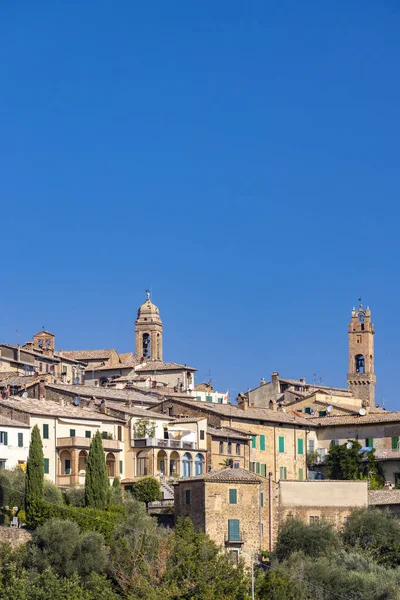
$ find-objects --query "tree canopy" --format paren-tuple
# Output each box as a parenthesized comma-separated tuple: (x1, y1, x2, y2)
(84, 431, 110, 509)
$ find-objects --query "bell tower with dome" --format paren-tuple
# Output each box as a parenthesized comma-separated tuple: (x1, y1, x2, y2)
(135, 291, 163, 361)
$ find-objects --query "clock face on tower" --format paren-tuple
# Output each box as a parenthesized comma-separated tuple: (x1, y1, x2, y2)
(358, 312, 365, 323)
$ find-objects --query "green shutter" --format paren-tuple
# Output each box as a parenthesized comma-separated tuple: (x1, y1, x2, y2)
(319, 411, 326, 417)
(298, 468, 304, 481)
(4, 432, 8, 446)
(44, 458, 49, 474)
(228, 519, 240, 541)
(70, 429, 76, 437)
(256, 462, 260, 474)
(392, 436, 399, 450)
(206, 395, 213, 403)
(185, 490, 191, 504)
(260, 435, 266, 451)
(43, 424, 49, 439)
(260, 463, 267, 477)
(284, 467, 287, 479)
(196, 396, 202, 401)
(251, 435, 257, 449)
(278, 436, 285, 453)
(366, 438, 373, 448)
(229, 489, 237, 504)
(297, 438, 304, 455)
(119, 460, 123, 474)
(249, 462, 255, 473)
(217, 397, 223, 404)
(280, 466, 287, 480)
(18, 433, 23, 447)
(260, 492, 264, 507)
(305, 407, 311, 414)
(85, 431, 91, 438)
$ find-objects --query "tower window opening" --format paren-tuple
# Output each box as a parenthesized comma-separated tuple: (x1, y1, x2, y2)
(142, 333, 151, 358)
(355, 354, 365, 374)
(358, 313, 365, 323)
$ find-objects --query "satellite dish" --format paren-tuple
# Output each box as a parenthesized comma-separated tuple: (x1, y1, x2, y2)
(310, 409, 315, 416)
(359, 408, 366, 416)
(327, 405, 333, 413)
(73, 377, 80, 385)
(22, 392, 28, 398)
(73, 396, 81, 406)
(346, 442, 353, 450)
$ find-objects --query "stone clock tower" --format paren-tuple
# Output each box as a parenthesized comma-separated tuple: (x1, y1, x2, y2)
(347, 302, 376, 408)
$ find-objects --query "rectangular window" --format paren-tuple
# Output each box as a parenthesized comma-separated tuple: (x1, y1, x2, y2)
(0, 432, 8, 445)
(236, 443, 240, 455)
(219, 442, 224, 454)
(18, 433, 23, 447)
(229, 489, 237, 504)
(251, 435, 257, 449)
(117, 426, 122, 441)
(250, 462, 255, 473)
(260, 463, 267, 477)
(206, 395, 213, 403)
(233, 461, 240, 469)
(44, 458, 49, 474)
(217, 397, 223, 404)
(185, 490, 191, 505)
(228, 519, 240, 541)
(119, 460, 123, 474)
(330, 440, 339, 447)
(196, 396, 202, 401)
(298, 468, 304, 481)
(0, 461, 5, 470)
(70, 429, 76, 437)
(305, 407, 311, 414)
(39, 362, 43, 372)
(256, 462, 260, 474)
(230, 549, 239, 565)
(43, 424, 49, 439)
(85, 431, 91, 438)
(319, 411, 327, 417)
(297, 438, 304, 455)
(392, 436, 399, 450)
(260, 435, 266, 451)
(279, 466, 287, 480)
(200, 430, 205, 440)
(278, 436, 285, 453)
(260, 492, 264, 507)
(309, 516, 320, 523)
(366, 437, 374, 448)
(65, 459, 71, 475)
(309, 439, 315, 452)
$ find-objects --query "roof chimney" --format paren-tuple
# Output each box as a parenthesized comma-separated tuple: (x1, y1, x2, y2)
(260, 378, 266, 386)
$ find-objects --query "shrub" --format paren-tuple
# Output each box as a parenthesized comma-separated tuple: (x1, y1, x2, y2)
(43, 480, 63, 506)
(275, 517, 340, 562)
(85, 431, 111, 510)
(26, 500, 124, 542)
(63, 486, 86, 507)
(0, 468, 26, 509)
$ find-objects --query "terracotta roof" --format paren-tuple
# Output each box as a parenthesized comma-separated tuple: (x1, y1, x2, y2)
(135, 361, 196, 372)
(0, 373, 37, 388)
(169, 417, 205, 424)
(0, 415, 29, 428)
(368, 490, 400, 505)
(179, 467, 260, 483)
(1, 343, 60, 362)
(104, 401, 172, 420)
(119, 353, 138, 364)
(46, 383, 159, 405)
(311, 412, 400, 427)
(84, 363, 134, 372)
(54, 353, 86, 365)
(207, 426, 251, 440)
(156, 397, 314, 427)
(61, 350, 116, 361)
(0, 396, 124, 422)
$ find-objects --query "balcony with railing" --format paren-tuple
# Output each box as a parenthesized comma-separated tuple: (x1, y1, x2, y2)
(132, 437, 197, 450)
(57, 436, 121, 452)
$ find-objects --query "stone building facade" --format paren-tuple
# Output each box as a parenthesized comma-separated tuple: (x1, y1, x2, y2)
(174, 468, 266, 566)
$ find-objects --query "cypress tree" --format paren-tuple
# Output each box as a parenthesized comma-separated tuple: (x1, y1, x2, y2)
(25, 425, 44, 515)
(85, 431, 110, 509)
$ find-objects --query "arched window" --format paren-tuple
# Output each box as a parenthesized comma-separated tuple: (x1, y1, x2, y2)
(136, 451, 148, 477)
(219, 441, 224, 454)
(227, 442, 232, 455)
(236, 443, 241, 455)
(142, 333, 150, 358)
(358, 312, 364, 323)
(182, 453, 192, 478)
(106, 453, 116, 478)
(355, 354, 365, 373)
(195, 453, 204, 476)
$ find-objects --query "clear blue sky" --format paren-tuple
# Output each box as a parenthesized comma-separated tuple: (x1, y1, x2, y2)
(1, 2, 399, 409)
